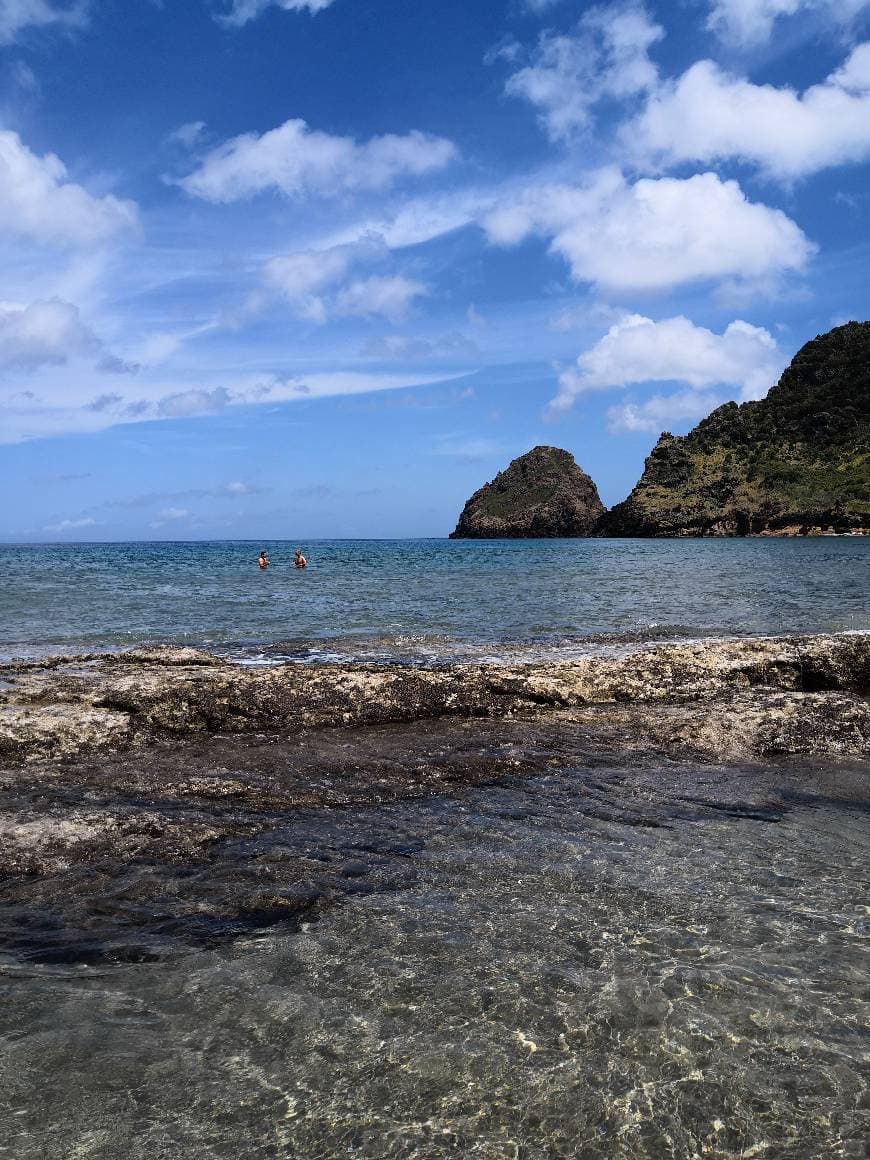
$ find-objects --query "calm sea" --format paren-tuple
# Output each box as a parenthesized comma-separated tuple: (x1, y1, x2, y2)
(1, 537, 868, 662)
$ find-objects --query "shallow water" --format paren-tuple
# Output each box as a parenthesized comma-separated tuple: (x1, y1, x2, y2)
(1, 537, 868, 662)
(1, 722, 868, 1159)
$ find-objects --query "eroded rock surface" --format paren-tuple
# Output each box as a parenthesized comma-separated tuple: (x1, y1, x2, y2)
(1, 632, 868, 763)
(1, 633, 868, 964)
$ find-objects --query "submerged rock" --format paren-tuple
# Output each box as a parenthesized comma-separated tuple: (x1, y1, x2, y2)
(1, 633, 869, 964)
(450, 446, 606, 538)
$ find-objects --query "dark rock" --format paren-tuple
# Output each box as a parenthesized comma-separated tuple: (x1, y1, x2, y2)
(602, 321, 870, 536)
(450, 445, 606, 538)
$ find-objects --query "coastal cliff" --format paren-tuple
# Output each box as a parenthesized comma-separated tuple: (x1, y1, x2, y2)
(602, 321, 870, 536)
(450, 446, 606, 538)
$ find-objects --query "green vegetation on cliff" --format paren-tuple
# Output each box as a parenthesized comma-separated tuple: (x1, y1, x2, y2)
(450, 446, 606, 538)
(603, 321, 870, 536)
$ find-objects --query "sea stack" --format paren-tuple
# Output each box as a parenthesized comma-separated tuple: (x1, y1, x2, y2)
(602, 321, 870, 537)
(450, 446, 606, 538)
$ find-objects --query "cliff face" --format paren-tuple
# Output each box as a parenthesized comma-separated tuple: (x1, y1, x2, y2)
(602, 321, 870, 536)
(449, 446, 606, 538)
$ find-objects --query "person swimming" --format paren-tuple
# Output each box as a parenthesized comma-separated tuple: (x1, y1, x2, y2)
(293, 548, 307, 569)
(258, 551, 269, 570)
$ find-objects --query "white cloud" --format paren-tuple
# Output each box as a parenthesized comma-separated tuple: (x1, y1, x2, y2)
(217, 0, 336, 28)
(260, 238, 427, 322)
(332, 275, 426, 322)
(178, 118, 456, 203)
(0, 129, 138, 247)
(0, 367, 468, 443)
(552, 313, 785, 414)
(505, 2, 663, 140)
(43, 515, 98, 532)
(0, 299, 97, 371)
(167, 121, 207, 149)
(483, 168, 813, 292)
(606, 390, 726, 432)
(155, 387, 231, 418)
(629, 45, 870, 179)
(155, 507, 190, 521)
(706, 0, 870, 46)
(0, 0, 85, 44)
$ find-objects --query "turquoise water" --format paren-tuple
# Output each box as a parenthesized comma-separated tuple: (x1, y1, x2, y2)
(0, 537, 868, 661)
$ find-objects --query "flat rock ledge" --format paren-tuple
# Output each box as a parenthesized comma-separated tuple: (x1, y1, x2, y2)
(2, 633, 869, 764)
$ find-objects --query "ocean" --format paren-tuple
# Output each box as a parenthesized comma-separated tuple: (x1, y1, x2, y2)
(1, 538, 869, 1159)
(1, 536, 868, 661)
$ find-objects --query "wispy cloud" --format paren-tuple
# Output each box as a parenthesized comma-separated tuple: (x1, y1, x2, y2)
(706, 0, 870, 46)
(215, 0, 337, 28)
(0, 0, 87, 45)
(43, 515, 98, 532)
(503, 1, 663, 141)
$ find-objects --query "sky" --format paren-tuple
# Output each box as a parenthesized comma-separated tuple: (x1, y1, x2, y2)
(0, 0, 869, 540)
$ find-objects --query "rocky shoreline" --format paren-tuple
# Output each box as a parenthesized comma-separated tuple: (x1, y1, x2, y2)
(2, 632, 869, 764)
(1, 632, 868, 964)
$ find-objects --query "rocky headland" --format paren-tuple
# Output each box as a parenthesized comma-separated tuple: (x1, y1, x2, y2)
(449, 445, 605, 538)
(449, 322, 869, 537)
(603, 321, 870, 536)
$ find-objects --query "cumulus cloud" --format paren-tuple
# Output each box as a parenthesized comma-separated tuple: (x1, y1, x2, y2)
(0, 0, 86, 44)
(629, 44, 870, 179)
(706, 0, 870, 46)
(606, 389, 726, 433)
(551, 313, 785, 415)
(260, 238, 427, 323)
(505, 1, 663, 140)
(0, 299, 97, 371)
(483, 168, 813, 292)
(0, 129, 137, 247)
(178, 118, 456, 203)
(216, 0, 336, 27)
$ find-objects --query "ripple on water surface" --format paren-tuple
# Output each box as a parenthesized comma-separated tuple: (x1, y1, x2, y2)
(0, 537, 868, 661)
(0, 736, 868, 1160)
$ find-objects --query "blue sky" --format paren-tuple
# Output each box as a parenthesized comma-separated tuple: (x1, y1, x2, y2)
(1, 0, 869, 539)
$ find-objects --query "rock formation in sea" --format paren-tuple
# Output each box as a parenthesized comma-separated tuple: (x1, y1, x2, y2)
(602, 321, 870, 537)
(449, 445, 606, 538)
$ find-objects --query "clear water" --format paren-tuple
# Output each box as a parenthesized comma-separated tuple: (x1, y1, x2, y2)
(1, 745, 868, 1160)
(2, 539, 868, 1158)
(1, 537, 868, 662)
